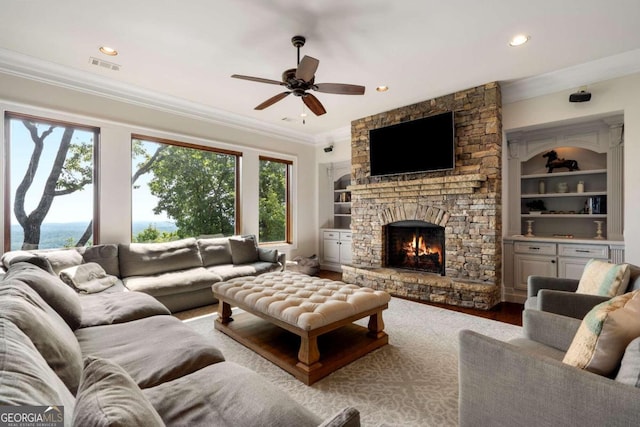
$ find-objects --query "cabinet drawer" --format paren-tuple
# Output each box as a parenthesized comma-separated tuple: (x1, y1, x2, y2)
(558, 244, 608, 259)
(339, 232, 352, 241)
(514, 242, 556, 255)
(323, 231, 339, 240)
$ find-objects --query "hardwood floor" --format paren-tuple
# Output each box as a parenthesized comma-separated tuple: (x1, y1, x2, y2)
(175, 270, 523, 326)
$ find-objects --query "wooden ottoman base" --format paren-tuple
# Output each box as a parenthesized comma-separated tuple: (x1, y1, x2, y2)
(215, 299, 388, 385)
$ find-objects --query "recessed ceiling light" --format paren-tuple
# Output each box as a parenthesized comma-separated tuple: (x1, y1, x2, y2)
(99, 46, 118, 56)
(508, 34, 530, 47)
(376, 86, 389, 92)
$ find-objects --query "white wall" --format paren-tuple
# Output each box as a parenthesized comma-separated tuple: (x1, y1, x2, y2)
(0, 72, 319, 260)
(502, 72, 640, 264)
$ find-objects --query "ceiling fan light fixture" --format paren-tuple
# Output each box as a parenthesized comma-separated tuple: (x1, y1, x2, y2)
(99, 46, 118, 56)
(508, 34, 530, 47)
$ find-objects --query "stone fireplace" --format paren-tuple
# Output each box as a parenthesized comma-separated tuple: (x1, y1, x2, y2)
(385, 220, 445, 275)
(342, 82, 502, 310)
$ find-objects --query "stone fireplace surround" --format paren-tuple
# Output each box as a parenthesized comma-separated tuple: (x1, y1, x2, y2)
(342, 82, 502, 310)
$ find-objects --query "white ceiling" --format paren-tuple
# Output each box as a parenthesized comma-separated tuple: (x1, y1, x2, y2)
(1, 0, 640, 144)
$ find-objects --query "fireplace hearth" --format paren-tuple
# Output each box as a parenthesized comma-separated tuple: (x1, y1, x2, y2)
(385, 221, 445, 275)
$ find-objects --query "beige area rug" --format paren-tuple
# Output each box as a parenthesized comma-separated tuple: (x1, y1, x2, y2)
(184, 297, 522, 427)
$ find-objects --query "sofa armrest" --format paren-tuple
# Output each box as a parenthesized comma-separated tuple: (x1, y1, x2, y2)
(459, 329, 640, 427)
(538, 289, 608, 319)
(318, 407, 360, 427)
(522, 309, 581, 352)
(527, 275, 579, 297)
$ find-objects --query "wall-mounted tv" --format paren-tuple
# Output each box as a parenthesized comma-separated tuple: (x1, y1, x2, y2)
(369, 111, 455, 177)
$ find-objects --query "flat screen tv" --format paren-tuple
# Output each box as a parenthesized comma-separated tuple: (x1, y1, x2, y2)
(369, 111, 455, 177)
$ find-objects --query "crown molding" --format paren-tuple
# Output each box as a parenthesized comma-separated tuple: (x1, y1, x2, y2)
(501, 48, 640, 104)
(0, 48, 321, 145)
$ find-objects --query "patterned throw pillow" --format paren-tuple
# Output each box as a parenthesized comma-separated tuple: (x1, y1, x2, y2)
(576, 259, 631, 297)
(563, 290, 640, 375)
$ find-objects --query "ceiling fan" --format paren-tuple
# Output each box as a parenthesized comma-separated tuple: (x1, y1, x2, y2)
(231, 35, 365, 116)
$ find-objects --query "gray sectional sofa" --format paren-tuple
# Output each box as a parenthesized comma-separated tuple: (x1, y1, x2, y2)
(1, 235, 285, 313)
(0, 260, 360, 426)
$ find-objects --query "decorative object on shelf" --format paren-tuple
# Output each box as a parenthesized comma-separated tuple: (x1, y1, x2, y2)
(525, 220, 535, 237)
(526, 200, 547, 213)
(556, 182, 568, 193)
(594, 220, 605, 240)
(577, 181, 585, 193)
(542, 150, 580, 173)
(538, 180, 545, 194)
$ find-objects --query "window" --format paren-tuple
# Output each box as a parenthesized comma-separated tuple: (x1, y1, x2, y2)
(259, 156, 292, 243)
(4, 112, 98, 251)
(131, 135, 241, 242)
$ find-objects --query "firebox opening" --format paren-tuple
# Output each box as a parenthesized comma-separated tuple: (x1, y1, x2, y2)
(385, 220, 445, 275)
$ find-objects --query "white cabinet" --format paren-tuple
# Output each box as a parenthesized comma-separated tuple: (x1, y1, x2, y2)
(321, 229, 352, 272)
(504, 237, 615, 301)
(333, 174, 351, 229)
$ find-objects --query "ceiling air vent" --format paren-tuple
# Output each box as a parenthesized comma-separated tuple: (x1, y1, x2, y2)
(89, 57, 120, 71)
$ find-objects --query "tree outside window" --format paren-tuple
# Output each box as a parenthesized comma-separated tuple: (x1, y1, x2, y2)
(5, 113, 97, 251)
(131, 136, 240, 242)
(259, 156, 291, 243)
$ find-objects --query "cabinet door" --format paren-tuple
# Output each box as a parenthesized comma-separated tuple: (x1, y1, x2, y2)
(558, 257, 590, 280)
(514, 254, 557, 291)
(323, 238, 341, 264)
(339, 241, 352, 264)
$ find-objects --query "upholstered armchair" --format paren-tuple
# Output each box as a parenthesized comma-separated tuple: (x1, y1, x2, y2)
(525, 262, 640, 319)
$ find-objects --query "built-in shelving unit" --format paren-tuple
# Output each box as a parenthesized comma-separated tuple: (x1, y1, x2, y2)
(333, 173, 351, 229)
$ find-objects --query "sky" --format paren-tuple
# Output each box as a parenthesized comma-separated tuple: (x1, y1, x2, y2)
(9, 119, 170, 224)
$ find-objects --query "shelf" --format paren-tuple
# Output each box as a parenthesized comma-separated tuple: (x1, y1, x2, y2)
(522, 214, 607, 218)
(334, 202, 351, 205)
(521, 169, 606, 180)
(522, 191, 606, 198)
(334, 214, 351, 217)
(334, 189, 350, 193)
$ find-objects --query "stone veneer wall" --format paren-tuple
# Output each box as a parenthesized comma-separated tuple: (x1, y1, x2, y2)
(343, 82, 503, 309)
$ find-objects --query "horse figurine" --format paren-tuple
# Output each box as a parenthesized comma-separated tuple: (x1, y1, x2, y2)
(542, 150, 579, 173)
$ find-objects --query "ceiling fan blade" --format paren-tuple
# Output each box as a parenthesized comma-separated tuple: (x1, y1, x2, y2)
(255, 92, 291, 110)
(303, 93, 327, 116)
(314, 83, 366, 95)
(231, 74, 286, 86)
(295, 56, 319, 82)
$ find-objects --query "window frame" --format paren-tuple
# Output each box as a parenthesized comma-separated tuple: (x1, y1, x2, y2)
(131, 134, 243, 239)
(4, 111, 100, 252)
(258, 155, 293, 244)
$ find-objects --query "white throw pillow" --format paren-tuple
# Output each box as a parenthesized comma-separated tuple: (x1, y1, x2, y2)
(59, 262, 117, 294)
(576, 259, 631, 297)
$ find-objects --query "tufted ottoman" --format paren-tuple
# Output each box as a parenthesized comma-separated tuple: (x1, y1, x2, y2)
(212, 271, 390, 385)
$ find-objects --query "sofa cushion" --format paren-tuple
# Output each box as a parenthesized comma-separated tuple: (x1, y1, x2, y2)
(59, 262, 118, 294)
(319, 407, 361, 427)
(198, 237, 233, 266)
(229, 235, 259, 265)
(73, 356, 165, 427)
(78, 291, 171, 328)
(122, 267, 222, 297)
(2, 252, 56, 275)
(118, 237, 203, 277)
(39, 248, 84, 275)
(4, 262, 82, 330)
(563, 289, 640, 375)
(615, 336, 640, 387)
(0, 281, 83, 394)
(75, 315, 225, 389)
(576, 259, 631, 297)
(78, 244, 120, 277)
(143, 361, 322, 427)
(0, 319, 75, 414)
(209, 262, 280, 281)
(258, 247, 279, 263)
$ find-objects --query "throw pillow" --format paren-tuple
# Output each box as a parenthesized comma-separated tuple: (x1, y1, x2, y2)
(59, 262, 118, 294)
(563, 289, 640, 375)
(258, 247, 279, 263)
(7, 254, 56, 275)
(78, 244, 120, 277)
(576, 259, 631, 297)
(229, 236, 259, 265)
(73, 356, 165, 427)
(615, 336, 640, 387)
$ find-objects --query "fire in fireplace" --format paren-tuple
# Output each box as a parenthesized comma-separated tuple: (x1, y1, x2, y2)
(385, 220, 445, 275)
